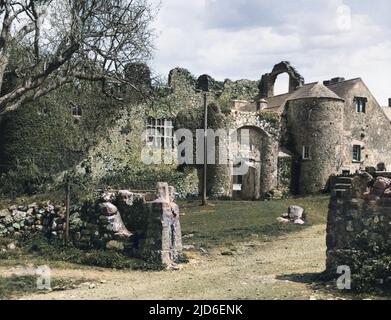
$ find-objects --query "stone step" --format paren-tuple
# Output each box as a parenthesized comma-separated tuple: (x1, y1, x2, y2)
(334, 183, 351, 190)
(335, 177, 353, 184)
(332, 189, 350, 198)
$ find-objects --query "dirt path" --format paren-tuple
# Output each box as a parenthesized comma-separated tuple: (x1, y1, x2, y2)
(15, 224, 335, 300)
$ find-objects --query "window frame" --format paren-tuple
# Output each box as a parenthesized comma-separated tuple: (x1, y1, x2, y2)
(352, 145, 362, 163)
(302, 146, 310, 160)
(355, 97, 367, 113)
(146, 118, 174, 150)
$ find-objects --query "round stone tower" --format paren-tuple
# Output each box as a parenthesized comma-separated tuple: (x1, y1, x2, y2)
(285, 83, 345, 194)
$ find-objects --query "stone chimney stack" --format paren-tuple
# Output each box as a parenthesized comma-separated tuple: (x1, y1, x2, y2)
(389, 98, 391, 107)
(257, 99, 268, 111)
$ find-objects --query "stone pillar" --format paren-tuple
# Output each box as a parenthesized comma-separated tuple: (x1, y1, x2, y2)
(260, 136, 279, 196)
(142, 183, 183, 267)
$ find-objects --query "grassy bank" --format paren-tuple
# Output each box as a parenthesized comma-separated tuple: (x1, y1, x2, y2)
(180, 196, 329, 248)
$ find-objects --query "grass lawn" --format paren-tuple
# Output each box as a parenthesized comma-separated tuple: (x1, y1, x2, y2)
(180, 195, 330, 248)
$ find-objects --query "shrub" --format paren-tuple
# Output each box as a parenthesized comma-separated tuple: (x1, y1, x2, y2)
(17, 235, 136, 269)
(100, 164, 199, 199)
(0, 161, 53, 197)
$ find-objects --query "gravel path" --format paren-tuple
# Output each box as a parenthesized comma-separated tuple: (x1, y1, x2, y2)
(13, 224, 336, 300)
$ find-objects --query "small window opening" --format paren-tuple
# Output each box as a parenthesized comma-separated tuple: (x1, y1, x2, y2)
(353, 145, 362, 162)
(355, 97, 367, 113)
(71, 105, 82, 117)
(302, 146, 310, 160)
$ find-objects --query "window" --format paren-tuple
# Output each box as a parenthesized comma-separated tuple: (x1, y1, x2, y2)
(353, 145, 362, 162)
(146, 118, 174, 149)
(355, 97, 367, 113)
(302, 146, 310, 160)
(71, 105, 82, 117)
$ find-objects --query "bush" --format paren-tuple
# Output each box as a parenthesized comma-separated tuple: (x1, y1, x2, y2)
(100, 164, 199, 199)
(18, 236, 136, 269)
(327, 249, 391, 293)
(0, 161, 53, 197)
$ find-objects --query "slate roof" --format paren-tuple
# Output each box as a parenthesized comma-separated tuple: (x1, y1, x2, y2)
(237, 82, 344, 114)
(324, 78, 362, 98)
(288, 82, 343, 101)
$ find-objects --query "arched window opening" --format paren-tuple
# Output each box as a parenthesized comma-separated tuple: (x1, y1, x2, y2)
(273, 72, 290, 96)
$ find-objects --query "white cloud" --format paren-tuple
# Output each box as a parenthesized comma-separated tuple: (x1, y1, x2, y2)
(150, 0, 391, 105)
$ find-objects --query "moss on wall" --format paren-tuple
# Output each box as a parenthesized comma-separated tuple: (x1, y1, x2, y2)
(0, 66, 279, 199)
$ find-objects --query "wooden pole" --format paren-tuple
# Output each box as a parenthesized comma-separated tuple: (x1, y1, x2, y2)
(202, 92, 208, 206)
(65, 176, 70, 244)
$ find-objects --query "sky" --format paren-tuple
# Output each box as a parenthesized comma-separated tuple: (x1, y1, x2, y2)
(149, 0, 391, 105)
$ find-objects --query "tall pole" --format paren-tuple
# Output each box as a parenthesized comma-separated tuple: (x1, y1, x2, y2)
(65, 175, 70, 244)
(202, 92, 208, 206)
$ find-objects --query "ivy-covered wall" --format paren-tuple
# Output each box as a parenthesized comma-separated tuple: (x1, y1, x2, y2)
(0, 65, 282, 199)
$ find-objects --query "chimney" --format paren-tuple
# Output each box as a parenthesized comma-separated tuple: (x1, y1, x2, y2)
(323, 77, 345, 86)
(232, 100, 249, 110)
(257, 99, 268, 111)
(389, 98, 391, 108)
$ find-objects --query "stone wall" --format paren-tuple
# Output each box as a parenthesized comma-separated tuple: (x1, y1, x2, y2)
(328, 79, 391, 173)
(0, 183, 183, 267)
(326, 172, 391, 290)
(285, 97, 345, 194)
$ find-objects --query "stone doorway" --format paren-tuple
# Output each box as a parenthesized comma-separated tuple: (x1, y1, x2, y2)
(231, 126, 263, 200)
(232, 161, 261, 200)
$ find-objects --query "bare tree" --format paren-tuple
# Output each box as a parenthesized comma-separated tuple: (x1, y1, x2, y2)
(0, 0, 157, 115)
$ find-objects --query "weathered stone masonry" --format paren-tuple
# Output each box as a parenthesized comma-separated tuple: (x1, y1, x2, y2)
(0, 183, 183, 266)
(326, 172, 391, 279)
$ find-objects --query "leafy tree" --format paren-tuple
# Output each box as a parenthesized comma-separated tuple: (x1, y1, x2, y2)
(0, 0, 157, 115)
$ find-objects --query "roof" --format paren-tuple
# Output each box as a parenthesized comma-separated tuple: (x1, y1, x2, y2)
(382, 107, 391, 121)
(234, 78, 366, 114)
(278, 148, 293, 158)
(324, 78, 362, 97)
(287, 82, 343, 101)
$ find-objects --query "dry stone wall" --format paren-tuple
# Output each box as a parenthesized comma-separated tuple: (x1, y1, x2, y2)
(326, 172, 391, 291)
(0, 183, 183, 267)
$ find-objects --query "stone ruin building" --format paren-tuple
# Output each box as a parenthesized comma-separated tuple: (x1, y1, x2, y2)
(1, 61, 390, 200)
(150, 61, 391, 198)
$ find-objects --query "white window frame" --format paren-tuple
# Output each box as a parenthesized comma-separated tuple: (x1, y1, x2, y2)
(146, 118, 174, 149)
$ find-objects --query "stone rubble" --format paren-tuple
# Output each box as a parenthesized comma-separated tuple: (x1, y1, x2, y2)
(277, 205, 306, 225)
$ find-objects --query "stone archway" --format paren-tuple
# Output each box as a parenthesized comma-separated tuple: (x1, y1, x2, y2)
(229, 114, 279, 199)
(232, 126, 263, 200)
(259, 61, 305, 98)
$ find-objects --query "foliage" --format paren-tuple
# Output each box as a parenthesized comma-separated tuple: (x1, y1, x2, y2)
(258, 111, 281, 125)
(0, 0, 156, 114)
(7, 235, 138, 269)
(0, 82, 125, 197)
(278, 157, 292, 192)
(101, 164, 199, 199)
(217, 79, 260, 110)
(0, 160, 53, 197)
(326, 248, 391, 293)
